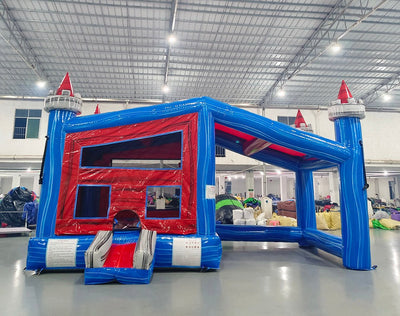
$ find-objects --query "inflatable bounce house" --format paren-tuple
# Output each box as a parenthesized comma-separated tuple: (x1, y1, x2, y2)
(26, 74, 372, 284)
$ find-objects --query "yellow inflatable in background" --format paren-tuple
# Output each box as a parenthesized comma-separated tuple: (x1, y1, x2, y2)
(379, 218, 400, 230)
(269, 211, 400, 230)
(316, 213, 329, 230)
(270, 213, 297, 227)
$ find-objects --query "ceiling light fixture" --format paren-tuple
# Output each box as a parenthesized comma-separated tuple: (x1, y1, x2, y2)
(382, 93, 392, 102)
(330, 42, 341, 54)
(276, 88, 286, 97)
(276, 169, 282, 175)
(168, 34, 177, 45)
(36, 80, 47, 88)
(162, 84, 170, 93)
(383, 170, 388, 176)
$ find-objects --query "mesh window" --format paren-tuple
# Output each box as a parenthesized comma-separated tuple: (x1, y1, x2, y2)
(75, 185, 110, 218)
(146, 186, 181, 218)
(81, 131, 182, 169)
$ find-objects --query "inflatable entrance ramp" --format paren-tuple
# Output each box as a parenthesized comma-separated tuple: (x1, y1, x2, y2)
(84, 229, 157, 284)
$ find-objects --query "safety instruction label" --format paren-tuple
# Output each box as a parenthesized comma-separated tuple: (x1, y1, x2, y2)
(172, 238, 201, 267)
(206, 185, 216, 199)
(46, 239, 78, 268)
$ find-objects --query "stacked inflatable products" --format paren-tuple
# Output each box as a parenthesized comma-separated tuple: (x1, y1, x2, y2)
(233, 208, 256, 225)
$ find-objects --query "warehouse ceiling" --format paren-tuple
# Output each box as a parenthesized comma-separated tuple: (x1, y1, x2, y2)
(1, 0, 400, 110)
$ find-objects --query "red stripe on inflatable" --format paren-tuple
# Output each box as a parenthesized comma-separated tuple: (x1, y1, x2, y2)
(269, 144, 306, 157)
(215, 123, 305, 157)
(215, 123, 255, 141)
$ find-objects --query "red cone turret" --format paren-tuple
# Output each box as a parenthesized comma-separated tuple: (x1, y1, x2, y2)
(56, 72, 74, 97)
(94, 104, 100, 114)
(44, 72, 82, 114)
(294, 109, 307, 128)
(328, 80, 365, 121)
(337, 80, 352, 104)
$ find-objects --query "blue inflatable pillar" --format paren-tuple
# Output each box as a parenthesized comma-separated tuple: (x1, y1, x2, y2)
(295, 170, 316, 247)
(329, 80, 371, 270)
(36, 73, 83, 237)
(196, 105, 216, 235)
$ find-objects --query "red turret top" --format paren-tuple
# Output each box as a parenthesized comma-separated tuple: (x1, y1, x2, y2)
(337, 80, 352, 104)
(94, 104, 101, 114)
(56, 72, 74, 97)
(294, 109, 307, 128)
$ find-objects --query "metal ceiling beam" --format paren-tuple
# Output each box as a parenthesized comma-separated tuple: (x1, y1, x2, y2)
(162, 0, 178, 102)
(0, 1, 47, 81)
(13, 6, 331, 22)
(124, 0, 137, 99)
(15, 46, 398, 67)
(24, 53, 399, 68)
(18, 14, 400, 39)
(37, 0, 171, 10)
(27, 43, 400, 63)
(180, 1, 399, 15)
(361, 72, 400, 105)
(23, 38, 400, 59)
(178, 7, 400, 25)
(28, 43, 398, 59)
(44, 0, 332, 11)
(259, 0, 388, 108)
(17, 15, 318, 32)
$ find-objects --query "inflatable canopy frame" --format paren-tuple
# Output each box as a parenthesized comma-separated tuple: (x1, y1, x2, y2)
(27, 92, 371, 273)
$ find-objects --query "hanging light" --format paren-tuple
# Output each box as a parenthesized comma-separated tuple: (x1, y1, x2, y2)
(36, 80, 47, 88)
(276, 88, 286, 97)
(162, 84, 170, 93)
(330, 42, 341, 54)
(382, 93, 392, 102)
(168, 34, 177, 45)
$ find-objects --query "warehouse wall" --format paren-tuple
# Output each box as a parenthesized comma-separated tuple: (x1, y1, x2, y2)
(1, 98, 399, 166)
(219, 107, 400, 166)
(366, 177, 395, 202)
(0, 99, 47, 158)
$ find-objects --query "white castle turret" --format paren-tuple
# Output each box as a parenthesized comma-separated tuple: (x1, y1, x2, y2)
(328, 80, 365, 121)
(44, 72, 82, 114)
(293, 109, 313, 133)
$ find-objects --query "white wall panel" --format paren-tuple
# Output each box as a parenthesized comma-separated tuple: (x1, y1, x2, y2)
(1, 99, 399, 167)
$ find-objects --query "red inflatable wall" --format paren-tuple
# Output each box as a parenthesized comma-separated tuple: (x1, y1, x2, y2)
(55, 113, 198, 235)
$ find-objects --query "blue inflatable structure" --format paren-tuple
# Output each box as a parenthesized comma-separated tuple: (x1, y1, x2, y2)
(26, 75, 372, 284)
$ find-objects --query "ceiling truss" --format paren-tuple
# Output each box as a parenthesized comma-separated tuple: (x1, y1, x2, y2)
(0, 0, 399, 111)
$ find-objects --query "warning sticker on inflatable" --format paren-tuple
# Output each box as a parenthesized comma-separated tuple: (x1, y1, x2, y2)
(206, 185, 216, 199)
(172, 238, 201, 267)
(46, 239, 78, 268)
